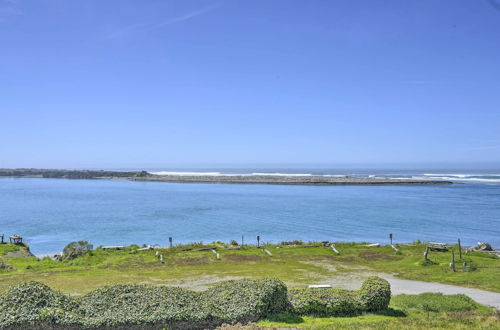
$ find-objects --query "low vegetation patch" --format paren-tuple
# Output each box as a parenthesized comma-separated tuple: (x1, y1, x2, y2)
(288, 288, 361, 316)
(80, 285, 210, 328)
(391, 292, 493, 315)
(1, 241, 499, 294)
(0, 281, 83, 328)
(203, 278, 290, 323)
(288, 277, 391, 317)
(0, 277, 392, 328)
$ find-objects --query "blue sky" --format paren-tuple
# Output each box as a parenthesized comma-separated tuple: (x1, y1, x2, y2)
(1, 0, 500, 169)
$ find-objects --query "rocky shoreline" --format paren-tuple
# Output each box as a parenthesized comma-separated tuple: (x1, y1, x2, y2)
(0, 168, 452, 186)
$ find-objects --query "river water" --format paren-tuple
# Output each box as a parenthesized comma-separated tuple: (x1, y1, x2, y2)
(1, 172, 499, 254)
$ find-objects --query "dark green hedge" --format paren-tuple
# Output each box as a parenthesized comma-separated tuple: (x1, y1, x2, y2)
(203, 278, 290, 323)
(288, 288, 361, 316)
(0, 277, 390, 328)
(80, 285, 211, 328)
(358, 276, 391, 312)
(0, 279, 290, 328)
(288, 276, 391, 316)
(0, 281, 83, 327)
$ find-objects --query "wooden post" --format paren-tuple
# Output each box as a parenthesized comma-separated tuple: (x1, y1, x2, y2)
(159, 254, 164, 263)
(169, 237, 173, 248)
(211, 249, 220, 259)
(450, 249, 456, 272)
(0, 234, 3, 244)
(241, 235, 244, 247)
(424, 246, 429, 260)
(257, 235, 260, 248)
(458, 238, 462, 260)
(389, 233, 393, 245)
(462, 261, 467, 272)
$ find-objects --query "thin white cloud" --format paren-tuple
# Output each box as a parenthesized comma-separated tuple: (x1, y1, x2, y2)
(155, 5, 217, 28)
(400, 80, 436, 85)
(105, 22, 151, 39)
(106, 4, 218, 39)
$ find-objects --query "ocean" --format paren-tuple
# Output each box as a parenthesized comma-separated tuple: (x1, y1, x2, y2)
(1, 169, 500, 254)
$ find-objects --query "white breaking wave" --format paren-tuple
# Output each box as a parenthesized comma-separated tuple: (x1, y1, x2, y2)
(424, 173, 499, 178)
(149, 171, 500, 183)
(151, 171, 233, 176)
(251, 172, 312, 176)
(150, 171, 313, 177)
(420, 174, 500, 183)
(322, 175, 349, 178)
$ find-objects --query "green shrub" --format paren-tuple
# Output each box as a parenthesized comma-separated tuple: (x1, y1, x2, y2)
(358, 276, 391, 311)
(0, 278, 391, 328)
(288, 288, 362, 316)
(203, 278, 290, 323)
(0, 281, 82, 327)
(80, 284, 210, 327)
(62, 241, 93, 260)
(288, 277, 391, 316)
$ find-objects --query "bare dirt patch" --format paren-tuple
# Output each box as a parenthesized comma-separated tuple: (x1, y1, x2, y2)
(223, 254, 263, 262)
(174, 256, 213, 265)
(358, 250, 401, 261)
(5, 251, 33, 258)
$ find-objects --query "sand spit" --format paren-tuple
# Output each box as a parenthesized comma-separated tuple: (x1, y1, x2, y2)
(0, 169, 452, 186)
(138, 174, 452, 186)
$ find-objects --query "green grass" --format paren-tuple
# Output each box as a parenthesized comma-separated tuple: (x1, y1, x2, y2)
(1, 242, 499, 329)
(256, 293, 499, 329)
(0, 241, 499, 295)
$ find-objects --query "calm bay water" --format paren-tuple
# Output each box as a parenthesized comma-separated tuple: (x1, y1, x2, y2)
(1, 177, 500, 254)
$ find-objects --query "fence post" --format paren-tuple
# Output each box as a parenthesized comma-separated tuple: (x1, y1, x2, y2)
(169, 237, 173, 248)
(389, 233, 393, 245)
(450, 249, 456, 272)
(458, 238, 462, 260)
(257, 235, 260, 248)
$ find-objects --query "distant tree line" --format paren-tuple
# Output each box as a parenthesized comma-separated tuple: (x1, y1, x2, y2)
(0, 169, 151, 179)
